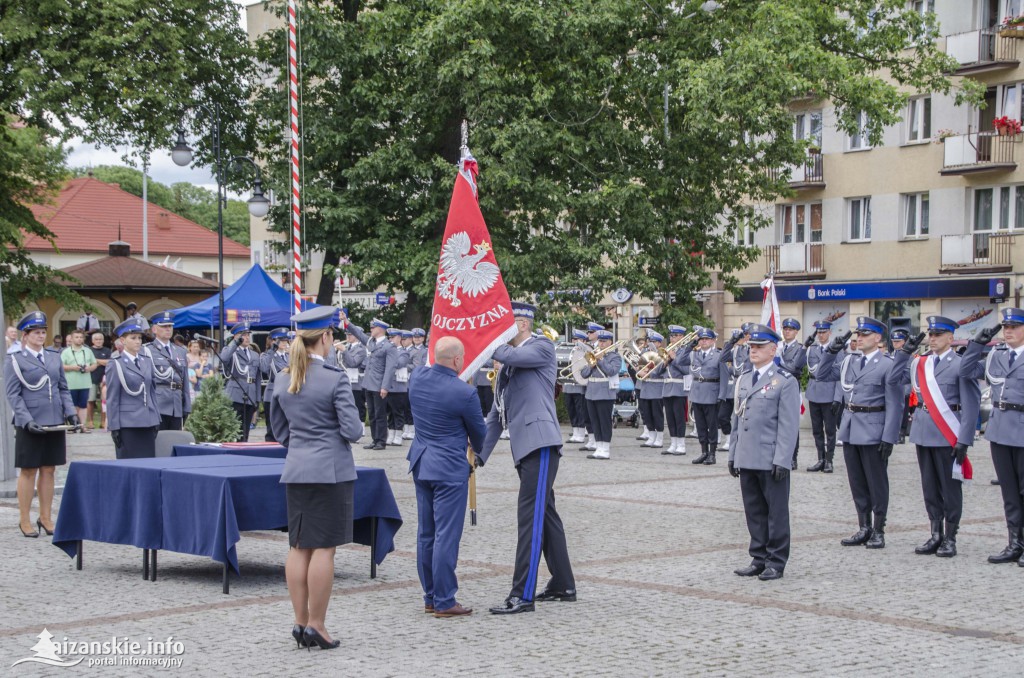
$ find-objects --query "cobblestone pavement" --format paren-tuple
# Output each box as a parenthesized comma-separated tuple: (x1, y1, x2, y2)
(1, 426, 1022, 676)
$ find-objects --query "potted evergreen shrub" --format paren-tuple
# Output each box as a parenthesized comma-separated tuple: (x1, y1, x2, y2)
(184, 374, 241, 442)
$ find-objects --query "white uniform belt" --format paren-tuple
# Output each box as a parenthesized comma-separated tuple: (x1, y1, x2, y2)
(664, 378, 686, 384)
(589, 377, 609, 382)
(645, 378, 664, 383)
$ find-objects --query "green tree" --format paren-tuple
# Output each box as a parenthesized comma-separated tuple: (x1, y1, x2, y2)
(185, 374, 241, 443)
(253, 0, 979, 327)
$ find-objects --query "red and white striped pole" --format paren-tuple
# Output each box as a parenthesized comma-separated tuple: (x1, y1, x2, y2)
(288, 0, 302, 313)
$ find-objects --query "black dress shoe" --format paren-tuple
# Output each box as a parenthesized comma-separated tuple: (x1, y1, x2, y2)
(302, 627, 340, 650)
(758, 567, 784, 581)
(291, 624, 308, 649)
(733, 564, 765, 577)
(806, 459, 825, 473)
(489, 596, 535, 614)
(19, 525, 39, 538)
(535, 588, 576, 602)
(36, 519, 54, 536)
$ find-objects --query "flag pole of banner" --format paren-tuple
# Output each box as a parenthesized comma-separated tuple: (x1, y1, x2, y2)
(428, 146, 516, 526)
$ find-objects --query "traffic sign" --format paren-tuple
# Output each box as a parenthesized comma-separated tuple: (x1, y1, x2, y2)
(639, 316, 660, 326)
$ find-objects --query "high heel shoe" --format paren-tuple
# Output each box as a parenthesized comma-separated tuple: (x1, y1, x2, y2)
(302, 627, 340, 651)
(19, 524, 39, 538)
(290, 625, 307, 649)
(36, 519, 54, 536)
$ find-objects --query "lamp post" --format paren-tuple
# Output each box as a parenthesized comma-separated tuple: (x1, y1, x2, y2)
(171, 106, 270, 340)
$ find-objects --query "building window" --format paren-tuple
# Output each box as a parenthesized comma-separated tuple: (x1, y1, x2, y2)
(906, 97, 931, 143)
(794, 111, 823, 148)
(973, 185, 1024, 232)
(903, 193, 930, 238)
(848, 197, 872, 241)
(777, 203, 822, 244)
(848, 111, 871, 150)
(734, 223, 755, 247)
(202, 272, 219, 282)
(909, 0, 934, 15)
(999, 83, 1022, 121)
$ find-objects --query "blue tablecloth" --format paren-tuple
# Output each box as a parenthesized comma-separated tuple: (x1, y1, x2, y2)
(173, 443, 287, 459)
(53, 456, 403, 575)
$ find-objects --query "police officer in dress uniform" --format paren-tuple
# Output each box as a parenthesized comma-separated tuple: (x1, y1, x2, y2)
(480, 302, 576, 614)
(718, 327, 749, 453)
(960, 308, 1024, 566)
(581, 330, 620, 460)
(661, 325, 692, 456)
(728, 324, 800, 581)
(106, 319, 161, 458)
(890, 317, 980, 558)
(690, 328, 722, 464)
(816, 317, 905, 549)
(385, 328, 411, 446)
(563, 329, 589, 444)
(473, 359, 495, 417)
(347, 318, 397, 450)
(578, 321, 603, 449)
(260, 328, 291, 443)
(404, 328, 428, 440)
(124, 302, 150, 332)
(805, 321, 837, 473)
(144, 311, 191, 431)
(777, 318, 808, 469)
(340, 326, 368, 437)
(219, 322, 261, 442)
(638, 331, 667, 450)
(890, 328, 914, 444)
(5, 311, 77, 537)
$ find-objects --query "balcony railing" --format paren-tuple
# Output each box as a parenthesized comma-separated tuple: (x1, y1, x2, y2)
(767, 153, 825, 189)
(940, 233, 1014, 273)
(765, 242, 825, 279)
(945, 28, 1019, 73)
(940, 131, 1017, 175)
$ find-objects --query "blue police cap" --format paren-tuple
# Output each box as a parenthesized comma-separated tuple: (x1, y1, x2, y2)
(814, 320, 832, 331)
(113, 320, 145, 337)
(697, 328, 717, 340)
(411, 328, 426, 337)
(890, 328, 910, 340)
(741, 322, 753, 333)
(647, 330, 664, 343)
(290, 306, 337, 331)
(269, 327, 290, 340)
(747, 324, 782, 345)
(370, 318, 389, 330)
(150, 311, 175, 326)
(596, 330, 614, 341)
(17, 311, 47, 332)
(668, 325, 686, 335)
(1000, 307, 1024, 325)
(572, 329, 587, 340)
(511, 302, 536, 319)
(855, 316, 886, 335)
(386, 328, 402, 337)
(782, 318, 800, 330)
(229, 322, 251, 335)
(586, 321, 603, 332)
(926, 316, 957, 334)
(401, 330, 413, 339)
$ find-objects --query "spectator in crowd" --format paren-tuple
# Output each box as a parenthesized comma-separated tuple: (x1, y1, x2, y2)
(50, 335, 63, 351)
(60, 329, 96, 433)
(5, 326, 20, 354)
(86, 331, 111, 431)
(173, 334, 186, 348)
(76, 310, 101, 333)
(110, 338, 124, 360)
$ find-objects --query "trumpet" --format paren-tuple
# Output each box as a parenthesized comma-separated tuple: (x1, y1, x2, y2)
(487, 368, 498, 391)
(584, 339, 627, 367)
(540, 324, 559, 343)
(662, 330, 700, 360)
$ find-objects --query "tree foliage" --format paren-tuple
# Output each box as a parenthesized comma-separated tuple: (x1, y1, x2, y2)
(253, 0, 978, 328)
(185, 373, 241, 443)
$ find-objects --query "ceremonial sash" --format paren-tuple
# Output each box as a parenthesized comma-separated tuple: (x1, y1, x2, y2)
(914, 356, 959, 447)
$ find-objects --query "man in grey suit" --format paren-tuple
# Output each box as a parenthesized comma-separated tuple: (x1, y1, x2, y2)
(219, 322, 261, 442)
(479, 302, 575, 615)
(144, 311, 191, 431)
(891, 317, 980, 558)
(805, 321, 837, 473)
(340, 326, 368, 436)
(260, 328, 292, 442)
(816, 317, 905, 549)
(347, 318, 397, 450)
(729, 324, 800, 581)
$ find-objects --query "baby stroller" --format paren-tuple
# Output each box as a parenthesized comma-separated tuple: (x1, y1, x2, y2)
(613, 359, 638, 428)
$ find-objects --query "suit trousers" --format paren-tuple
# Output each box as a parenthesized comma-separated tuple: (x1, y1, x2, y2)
(159, 414, 182, 431)
(414, 475, 469, 612)
(351, 387, 366, 424)
(717, 397, 733, 435)
(739, 469, 791, 571)
(564, 392, 586, 428)
(264, 401, 277, 443)
(900, 396, 913, 437)
(916, 445, 962, 523)
(114, 426, 158, 459)
(366, 392, 388, 445)
(511, 447, 574, 601)
(585, 399, 613, 443)
(692, 402, 719, 447)
(477, 385, 494, 420)
(638, 398, 664, 432)
(387, 392, 409, 430)
(808, 400, 836, 460)
(991, 443, 1024, 530)
(664, 396, 687, 437)
(843, 443, 890, 516)
(231, 401, 255, 442)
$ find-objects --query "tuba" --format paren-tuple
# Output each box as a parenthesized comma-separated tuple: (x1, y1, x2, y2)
(559, 344, 590, 386)
(621, 341, 665, 381)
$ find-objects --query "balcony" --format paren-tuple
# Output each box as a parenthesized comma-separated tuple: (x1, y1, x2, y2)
(945, 28, 1019, 74)
(940, 233, 1014, 273)
(940, 132, 1017, 175)
(765, 243, 826, 280)
(767, 153, 825, 190)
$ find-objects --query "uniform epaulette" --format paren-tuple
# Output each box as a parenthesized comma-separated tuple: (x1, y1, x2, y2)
(994, 343, 1008, 351)
(323, 363, 342, 372)
(44, 347, 61, 355)
(775, 369, 793, 379)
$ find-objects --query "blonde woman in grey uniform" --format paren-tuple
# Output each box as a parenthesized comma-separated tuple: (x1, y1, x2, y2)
(271, 306, 362, 651)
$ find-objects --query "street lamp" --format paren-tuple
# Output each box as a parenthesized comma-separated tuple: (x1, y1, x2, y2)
(171, 105, 269, 341)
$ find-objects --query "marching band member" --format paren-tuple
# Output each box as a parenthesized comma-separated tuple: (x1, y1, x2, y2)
(402, 330, 422, 440)
(717, 327, 748, 454)
(340, 326, 368, 437)
(145, 311, 190, 431)
(473, 359, 494, 417)
(219, 322, 261, 442)
(386, 328, 411, 446)
(4, 311, 77, 537)
(662, 325, 692, 456)
(579, 321, 603, 450)
(805, 321, 836, 473)
(638, 330, 666, 450)
(347, 318, 397, 450)
(563, 329, 589, 444)
(891, 317, 979, 558)
(107, 319, 161, 458)
(689, 328, 721, 464)
(581, 330, 620, 460)
(260, 328, 292, 443)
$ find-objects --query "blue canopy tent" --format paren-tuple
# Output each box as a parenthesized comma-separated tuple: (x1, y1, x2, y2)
(172, 263, 337, 330)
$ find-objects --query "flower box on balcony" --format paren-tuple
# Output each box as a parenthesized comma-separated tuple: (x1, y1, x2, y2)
(998, 27, 1024, 37)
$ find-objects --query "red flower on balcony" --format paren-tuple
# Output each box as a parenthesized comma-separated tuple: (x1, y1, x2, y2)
(993, 116, 1022, 136)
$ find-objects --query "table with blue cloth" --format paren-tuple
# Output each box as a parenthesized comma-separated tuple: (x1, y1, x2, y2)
(53, 455, 403, 593)
(172, 443, 287, 459)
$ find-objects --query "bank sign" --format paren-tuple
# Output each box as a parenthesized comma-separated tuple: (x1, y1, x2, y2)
(737, 278, 1009, 303)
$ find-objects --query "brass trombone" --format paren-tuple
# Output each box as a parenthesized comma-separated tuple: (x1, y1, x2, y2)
(584, 339, 627, 367)
(661, 329, 701, 360)
(621, 341, 665, 381)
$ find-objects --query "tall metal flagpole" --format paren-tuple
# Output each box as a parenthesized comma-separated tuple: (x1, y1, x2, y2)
(288, 0, 302, 313)
(459, 121, 479, 526)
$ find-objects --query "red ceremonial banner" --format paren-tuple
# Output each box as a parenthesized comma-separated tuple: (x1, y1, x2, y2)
(427, 152, 516, 380)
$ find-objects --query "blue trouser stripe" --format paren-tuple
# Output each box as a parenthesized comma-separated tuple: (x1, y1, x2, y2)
(523, 447, 550, 600)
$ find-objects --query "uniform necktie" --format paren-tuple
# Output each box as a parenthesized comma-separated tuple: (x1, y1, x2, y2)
(933, 355, 940, 368)
(750, 369, 761, 390)
(859, 356, 866, 371)
(37, 353, 44, 365)
(1010, 352, 1017, 369)
(133, 357, 140, 368)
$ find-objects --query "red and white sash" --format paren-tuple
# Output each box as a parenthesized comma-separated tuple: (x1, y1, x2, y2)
(914, 355, 959, 447)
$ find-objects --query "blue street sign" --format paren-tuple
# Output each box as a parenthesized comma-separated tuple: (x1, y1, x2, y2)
(375, 292, 389, 306)
(639, 316, 660, 326)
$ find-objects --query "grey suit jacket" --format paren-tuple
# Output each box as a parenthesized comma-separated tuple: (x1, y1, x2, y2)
(961, 342, 1023, 447)
(480, 337, 562, 464)
(389, 348, 411, 394)
(891, 350, 980, 447)
(105, 353, 162, 430)
(144, 341, 192, 416)
(581, 351, 619, 401)
(804, 342, 834, 403)
(272, 359, 362, 484)
(340, 342, 367, 390)
(4, 349, 75, 427)
(260, 350, 291, 403)
(777, 341, 807, 380)
(219, 341, 261, 406)
(689, 349, 721, 404)
(348, 325, 397, 392)
(662, 347, 691, 399)
(409, 345, 428, 369)
(817, 349, 905, 445)
(729, 366, 801, 470)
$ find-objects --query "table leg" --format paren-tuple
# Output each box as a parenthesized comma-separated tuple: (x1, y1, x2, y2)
(76, 541, 82, 571)
(150, 550, 157, 582)
(370, 517, 378, 579)
(222, 563, 229, 595)
(143, 549, 149, 580)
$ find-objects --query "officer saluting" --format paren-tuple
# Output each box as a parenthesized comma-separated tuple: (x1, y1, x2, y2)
(690, 328, 721, 464)
(816, 317, 905, 549)
(581, 330, 620, 460)
(960, 308, 1024, 565)
(219, 322, 261, 442)
(106, 319, 161, 458)
(261, 328, 291, 443)
(340, 325, 368, 438)
(805, 321, 837, 473)
(729, 324, 800, 581)
(346, 318, 397, 450)
(144, 311, 191, 431)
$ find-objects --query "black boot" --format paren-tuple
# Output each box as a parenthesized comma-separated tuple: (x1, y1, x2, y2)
(936, 521, 958, 558)
(806, 451, 825, 473)
(988, 526, 1024, 564)
(914, 520, 943, 555)
(841, 513, 873, 546)
(865, 513, 886, 549)
(822, 453, 834, 473)
(791, 448, 798, 471)
(692, 443, 709, 465)
(703, 446, 717, 465)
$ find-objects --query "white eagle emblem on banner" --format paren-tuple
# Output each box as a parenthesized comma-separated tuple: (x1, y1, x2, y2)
(437, 232, 500, 307)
